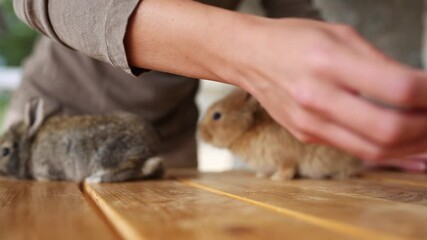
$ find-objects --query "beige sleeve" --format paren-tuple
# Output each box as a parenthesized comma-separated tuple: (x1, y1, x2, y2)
(13, 0, 142, 75)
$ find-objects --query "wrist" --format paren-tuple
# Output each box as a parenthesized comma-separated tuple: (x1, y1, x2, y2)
(217, 15, 275, 93)
(173, 4, 270, 88)
(207, 13, 271, 88)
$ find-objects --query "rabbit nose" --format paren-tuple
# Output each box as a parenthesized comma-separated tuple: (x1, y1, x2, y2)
(199, 127, 212, 142)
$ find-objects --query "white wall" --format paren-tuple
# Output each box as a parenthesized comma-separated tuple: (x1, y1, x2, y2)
(0, 67, 21, 89)
(196, 81, 236, 171)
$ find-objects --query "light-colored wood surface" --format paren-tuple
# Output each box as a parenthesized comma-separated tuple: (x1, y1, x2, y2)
(0, 179, 118, 240)
(362, 171, 427, 188)
(85, 170, 427, 240)
(183, 171, 427, 240)
(85, 180, 352, 240)
(1, 170, 426, 240)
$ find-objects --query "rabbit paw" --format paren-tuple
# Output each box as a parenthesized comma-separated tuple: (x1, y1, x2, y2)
(35, 177, 51, 182)
(85, 176, 102, 183)
(85, 171, 107, 183)
(142, 157, 164, 179)
(85, 168, 143, 183)
(270, 168, 295, 181)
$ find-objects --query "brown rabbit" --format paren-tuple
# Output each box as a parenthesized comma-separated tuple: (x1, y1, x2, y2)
(0, 99, 164, 183)
(199, 89, 362, 180)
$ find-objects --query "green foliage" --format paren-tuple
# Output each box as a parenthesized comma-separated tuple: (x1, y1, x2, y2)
(0, 0, 38, 66)
(0, 91, 10, 131)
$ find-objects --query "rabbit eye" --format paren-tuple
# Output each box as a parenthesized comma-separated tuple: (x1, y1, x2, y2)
(2, 148, 10, 157)
(212, 112, 222, 121)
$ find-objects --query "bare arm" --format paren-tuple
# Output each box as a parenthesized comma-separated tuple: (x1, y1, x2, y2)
(126, 0, 427, 161)
(125, 0, 253, 84)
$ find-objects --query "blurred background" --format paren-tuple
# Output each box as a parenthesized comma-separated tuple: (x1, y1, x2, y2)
(0, 0, 37, 130)
(0, 0, 426, 171)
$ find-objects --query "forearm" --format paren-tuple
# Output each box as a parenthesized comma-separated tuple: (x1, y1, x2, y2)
(125, 0, 262, 85)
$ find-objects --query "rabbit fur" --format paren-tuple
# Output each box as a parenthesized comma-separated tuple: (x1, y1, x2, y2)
(0, 99, 164, 183)
(199, 89, 362, 180)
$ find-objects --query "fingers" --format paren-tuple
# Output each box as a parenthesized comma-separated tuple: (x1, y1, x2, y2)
(290, 80, 427, 148)
(372, 159, 427, 172)
(258, 91, 316, 142)
(377, 138, 427, 160)
(287, 103, 427, 160)
(248, 20, 427, 161)
(405, 153, 427, 160)
(311, 37, 427, 109)
(281, 82, 427, 160)
(283, 105, 381, 160)
(260, 83, 427, 160)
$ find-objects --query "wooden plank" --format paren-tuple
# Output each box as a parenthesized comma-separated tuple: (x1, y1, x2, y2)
(85, 179, 355, 240)
(205, 172, 427, 206)
(182, 171, 427, 240)
(0, 179, 118, 240)
(171, 170, 427, 206)
(289, 178, 427, 206)
(171, 170, 427, 208)
(362, 171, 427, 189)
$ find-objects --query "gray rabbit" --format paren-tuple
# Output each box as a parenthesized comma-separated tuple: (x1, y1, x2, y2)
(0, 99, 164, 183)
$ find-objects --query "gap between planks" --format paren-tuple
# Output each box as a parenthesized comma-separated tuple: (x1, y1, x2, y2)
(82, 174, 421, 240)
(83, 183, 140, 240)
(178, 179, 409, 240)
(80, 183, 125, 240)
(84, 179, 354, 240)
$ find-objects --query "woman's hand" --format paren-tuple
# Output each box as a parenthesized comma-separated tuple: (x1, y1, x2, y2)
(235, 18, 427, 161)
(369, 155, 427, 172)
(126, 0, 427, 162)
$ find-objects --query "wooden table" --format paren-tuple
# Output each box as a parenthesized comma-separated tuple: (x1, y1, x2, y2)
(0, 170, 426, 240)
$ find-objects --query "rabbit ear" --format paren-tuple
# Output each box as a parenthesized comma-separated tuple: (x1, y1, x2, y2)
(24, 99, 45, 137)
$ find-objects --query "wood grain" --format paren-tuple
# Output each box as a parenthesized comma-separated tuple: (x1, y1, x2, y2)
(200, 171, 427, 206)
(289, 178, 427, 206)
(362, 171, 427, 189)
(85, 179, 355, 240)
(0, 179, 118, 240)
(183, 171, 427, 240)
(3, 170, 425, 240)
